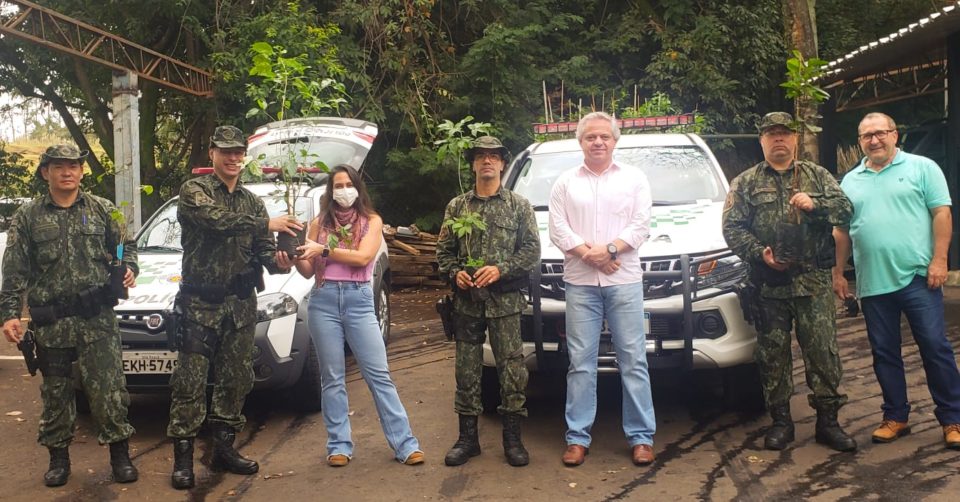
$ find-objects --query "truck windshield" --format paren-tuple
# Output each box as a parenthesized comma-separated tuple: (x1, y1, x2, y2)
(511, 146, 725, 207)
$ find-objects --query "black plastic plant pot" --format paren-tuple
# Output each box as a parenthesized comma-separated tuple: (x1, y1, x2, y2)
(774, 222, 808, 265)
(277, 226, 307, 258)
(464, 264, 491, 302)
(110, 262, 129, 300)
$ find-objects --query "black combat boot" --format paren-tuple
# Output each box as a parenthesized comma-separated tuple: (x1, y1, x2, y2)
(502, 413, 529, 467)
(43, 447, 70, 487)
(764, 404, 795, 450)
(815, 409, 858, 452)
(109, 439, 139, 483)
(444, 414, 481, 466)
(171, 438, 195, 489)
(211, 425, 259, 475)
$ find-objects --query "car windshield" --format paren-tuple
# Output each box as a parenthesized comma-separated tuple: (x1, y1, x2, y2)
(511, 145, 725, 207)
(137, 194, 312, 251)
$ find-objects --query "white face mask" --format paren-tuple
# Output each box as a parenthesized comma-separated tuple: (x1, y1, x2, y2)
(333, 187, 359, 208)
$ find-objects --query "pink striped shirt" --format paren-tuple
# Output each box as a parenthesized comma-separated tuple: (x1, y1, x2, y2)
(548, 161, 652, 286)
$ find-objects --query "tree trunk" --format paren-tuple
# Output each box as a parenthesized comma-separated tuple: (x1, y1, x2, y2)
(783, 0, 819, 163)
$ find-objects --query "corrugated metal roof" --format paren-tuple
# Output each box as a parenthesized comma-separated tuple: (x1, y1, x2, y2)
(820, 1, 960, 85)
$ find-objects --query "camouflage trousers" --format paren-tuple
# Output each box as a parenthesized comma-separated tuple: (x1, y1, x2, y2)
(757, 291, 848, 412)
(167, 315, 255, 438)
(454, 311, 528, 416)
(37, 334, 134, 448)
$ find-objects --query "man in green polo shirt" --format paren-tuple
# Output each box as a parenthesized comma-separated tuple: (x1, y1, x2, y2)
(834, 112, 960, 450)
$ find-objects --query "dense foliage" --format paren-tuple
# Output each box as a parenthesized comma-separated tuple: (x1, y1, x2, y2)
(0, 0, 951, 229)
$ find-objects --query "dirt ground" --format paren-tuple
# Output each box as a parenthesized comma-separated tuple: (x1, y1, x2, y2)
(1, 286, 959, 501)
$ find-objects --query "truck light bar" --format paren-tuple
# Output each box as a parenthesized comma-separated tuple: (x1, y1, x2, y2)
(533, 113, 696, 135)
(190, 167, 327, 175)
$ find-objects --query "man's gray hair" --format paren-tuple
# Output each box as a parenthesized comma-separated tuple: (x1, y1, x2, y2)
(860, 112, 897, 131)
(576, 111, 621, 141)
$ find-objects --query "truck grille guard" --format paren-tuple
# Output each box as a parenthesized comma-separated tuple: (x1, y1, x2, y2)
(526, 250, 744, 371)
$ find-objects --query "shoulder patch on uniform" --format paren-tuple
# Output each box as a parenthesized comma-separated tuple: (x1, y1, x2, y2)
(723, 191, 736, 212)
(4, 226, 16, 247)
(193, 190, 215, 206)
(438, 226, 450, 240)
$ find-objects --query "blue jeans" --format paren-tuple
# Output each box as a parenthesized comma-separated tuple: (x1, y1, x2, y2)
(564, 282, 656, 447)
(307, 281, 421, 461)
(861, 275, 960, 425)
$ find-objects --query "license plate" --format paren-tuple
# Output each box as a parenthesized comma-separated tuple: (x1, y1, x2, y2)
(600, 312, 652, 336)
(122, 351, 179, 374)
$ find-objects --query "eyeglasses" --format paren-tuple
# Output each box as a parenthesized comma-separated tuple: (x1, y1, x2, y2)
(473, 152, 502, 161)
(858, 129, 895, 142)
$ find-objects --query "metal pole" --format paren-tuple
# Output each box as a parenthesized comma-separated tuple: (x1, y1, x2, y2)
(946, 32, 960, 267)
(112, 71, 141, 235)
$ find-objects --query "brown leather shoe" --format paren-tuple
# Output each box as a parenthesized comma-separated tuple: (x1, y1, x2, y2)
(327, 454, 350, 467)
(561, 445, 588, 466)
(872, 419, 910, 443)
(632, 444, 655, 466)
(944, 424, 960, 450)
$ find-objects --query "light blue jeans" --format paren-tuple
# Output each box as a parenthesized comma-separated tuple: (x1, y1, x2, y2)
(307, 281, 421, 462)
(564, 282, 656, 447)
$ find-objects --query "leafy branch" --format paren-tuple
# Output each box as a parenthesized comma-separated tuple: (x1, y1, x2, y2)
(245, 40, 348, 216)
(443, 211, 487, 268)
(433, 116, 492, 194)
(780, 50, 830, 159)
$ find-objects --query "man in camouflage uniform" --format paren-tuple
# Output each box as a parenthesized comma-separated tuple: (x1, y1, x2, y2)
(167, 125, 301, 489)
(722, 112, 856, 452)
(437, 136, 540, 467)
(1, 144, 139, 487)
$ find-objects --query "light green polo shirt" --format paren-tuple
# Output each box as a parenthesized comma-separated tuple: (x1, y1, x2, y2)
(840, 149, 952, 298)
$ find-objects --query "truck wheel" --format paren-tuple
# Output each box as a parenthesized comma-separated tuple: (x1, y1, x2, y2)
(722, 363, 765, 412)
(373, 274, 391, 346)
(288, 337, 323, 412)
(480, 365, 501, 413)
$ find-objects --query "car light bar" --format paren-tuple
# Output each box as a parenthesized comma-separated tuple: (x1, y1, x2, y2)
(532, 113, 696, 134)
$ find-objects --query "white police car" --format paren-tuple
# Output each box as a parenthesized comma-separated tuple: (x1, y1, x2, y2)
(480, 117, 759, 409)
(113, 117, 390, 412)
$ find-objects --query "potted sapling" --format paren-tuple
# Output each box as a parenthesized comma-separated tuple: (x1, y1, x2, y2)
(443, 210, 489, 301)
(244, 39, 348, 257)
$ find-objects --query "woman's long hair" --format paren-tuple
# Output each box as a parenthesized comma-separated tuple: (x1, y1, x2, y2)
(317, 164, 377, 249)
(318, 164, 376, 228)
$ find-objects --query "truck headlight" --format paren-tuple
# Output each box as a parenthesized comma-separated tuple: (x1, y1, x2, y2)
(256, 293, 298, 322)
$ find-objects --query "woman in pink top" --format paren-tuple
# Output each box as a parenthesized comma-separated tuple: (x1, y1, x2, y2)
(294, 165, 423, 467)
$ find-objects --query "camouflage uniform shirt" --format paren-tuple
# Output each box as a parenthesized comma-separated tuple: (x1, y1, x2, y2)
(722, 160, 852, 298)
(178, 174, 283, 323)
(0, 192, 138, 347)
(436, 187, 541, 318)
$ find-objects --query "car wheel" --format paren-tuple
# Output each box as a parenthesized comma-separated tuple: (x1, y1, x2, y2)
(373, 270, 391, 346)
(287, 337, 323, 412)
(480, 365, 501, 413)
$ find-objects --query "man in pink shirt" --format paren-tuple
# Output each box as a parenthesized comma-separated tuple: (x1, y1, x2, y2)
(548, 112, 655, 467)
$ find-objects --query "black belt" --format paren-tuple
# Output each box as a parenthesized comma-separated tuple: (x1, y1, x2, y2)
(29, 284, 116, 327)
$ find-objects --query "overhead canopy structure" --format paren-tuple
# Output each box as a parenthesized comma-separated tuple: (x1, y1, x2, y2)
(818, 1, 960, 267)
(0, 0, 213, 96)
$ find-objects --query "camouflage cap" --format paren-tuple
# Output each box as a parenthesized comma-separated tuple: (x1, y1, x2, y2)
(757, 112, 798, 134)
(465, 136, 510, 161)
(210, 125, 247, 149)
(39, 144, 89, 168)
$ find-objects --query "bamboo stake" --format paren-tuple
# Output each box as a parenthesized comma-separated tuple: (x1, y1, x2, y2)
(542, 81, 549, 123)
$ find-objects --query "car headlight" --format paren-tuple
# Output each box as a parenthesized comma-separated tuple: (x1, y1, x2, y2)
(696, 255, 746, 289)
(256, 292, 298, 322)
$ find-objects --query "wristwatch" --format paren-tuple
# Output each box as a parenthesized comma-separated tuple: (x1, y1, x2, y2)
(606, 243, 618, 260)
(321, 246, 330, 258)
